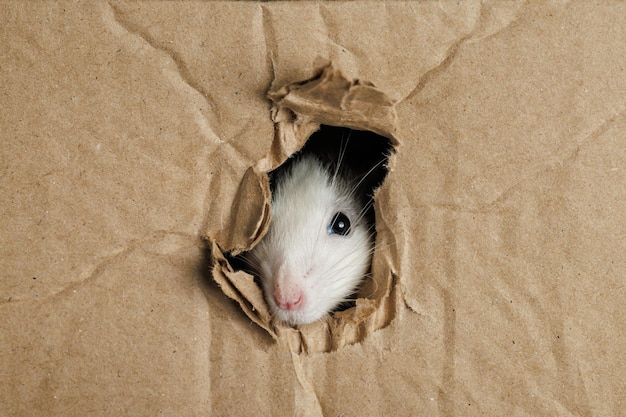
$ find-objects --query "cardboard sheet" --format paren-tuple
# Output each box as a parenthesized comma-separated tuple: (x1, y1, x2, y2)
(2, 1, 625, 415)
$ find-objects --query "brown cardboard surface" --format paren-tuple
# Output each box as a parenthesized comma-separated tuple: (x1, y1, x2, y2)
(1, 1, 625, 416)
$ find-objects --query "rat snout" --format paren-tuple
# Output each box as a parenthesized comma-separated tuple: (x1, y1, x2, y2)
(273, 281, 304, 311)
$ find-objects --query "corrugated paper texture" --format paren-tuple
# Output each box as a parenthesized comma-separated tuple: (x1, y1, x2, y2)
(2, 2, 625, 416)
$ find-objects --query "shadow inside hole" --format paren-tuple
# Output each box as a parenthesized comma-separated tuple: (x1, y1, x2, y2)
(283, 125, 393, 197)
(234, 125, 394, 319)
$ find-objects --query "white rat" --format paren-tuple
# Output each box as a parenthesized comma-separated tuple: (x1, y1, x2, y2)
(245, 153, 375, 325)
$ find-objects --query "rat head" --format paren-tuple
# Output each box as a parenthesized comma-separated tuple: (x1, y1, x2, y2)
(246, 155, 373, 325)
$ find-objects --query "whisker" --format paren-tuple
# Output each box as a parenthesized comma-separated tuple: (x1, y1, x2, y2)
(331, 131, 351, 187)
(344, 157, 388, 203)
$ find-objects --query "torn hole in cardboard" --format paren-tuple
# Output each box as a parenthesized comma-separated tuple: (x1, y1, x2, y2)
(208, 61, 399, 353)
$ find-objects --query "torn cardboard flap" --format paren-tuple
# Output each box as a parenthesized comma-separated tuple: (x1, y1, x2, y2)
(268, 60, 398, 140)
(209, 62, 398, 352)
(210, 241, 274, 336)
(212, 166, 271, 256)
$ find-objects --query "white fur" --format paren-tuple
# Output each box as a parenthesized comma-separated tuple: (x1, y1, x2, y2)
(246, 155, 373, 325)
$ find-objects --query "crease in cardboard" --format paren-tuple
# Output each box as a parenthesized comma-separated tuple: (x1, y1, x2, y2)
(572, 102, 626, 149)
(397, 122, 603, 218)
(402, 2, 522, 104)
(402, 34, 470, 104)
(107, 3, 220, 131)
(438, 287, 457, 415)
(4, 231, 196, 305)
(260, 5, 278, 88)
(470, 101, 626, 213)
(290, 349, 324, 417)
(317, 5, 354, 60)
(2, 247, 130, 305)
(457, 105, 626, 213)
(468, 1, 524, 43)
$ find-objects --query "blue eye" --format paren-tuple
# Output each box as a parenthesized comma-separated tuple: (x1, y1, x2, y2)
(328, 212, 351, 236)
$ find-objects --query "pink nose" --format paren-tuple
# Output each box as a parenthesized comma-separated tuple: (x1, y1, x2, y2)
(274, 285, 303, 311)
